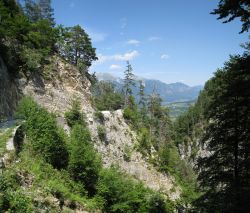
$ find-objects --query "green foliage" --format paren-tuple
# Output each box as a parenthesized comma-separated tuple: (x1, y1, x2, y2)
(123, 144, 132, 162)
(123, 61, 136, 107)
(158, 144, 180, 174)
(97, 167, 172, 212)
(0, 0, 98, 77)
(0, 0, 56, 74)
(93, 81, 124, 111)
(20, 47, 44, 71)
(137, 127, 151, 155)
(57, 25, 97, 68)
(0, 145, 100, 212)
(97, 125, 107, 142)
(123, 107, 139, 124)
(195, 54, 250, 212)
(94, 111, 105, 123)
(148, 193, 174, 213)
(0, 169, 33, 212)
(65, 99, 86, 127)
(23, 0, 54, 25)
(211, 0, 250, 33)
(16, 97, 69, 169)
(68, 125, 102, 196)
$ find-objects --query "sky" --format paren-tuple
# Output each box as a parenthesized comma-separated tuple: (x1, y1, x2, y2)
(52, 0, 249, 86)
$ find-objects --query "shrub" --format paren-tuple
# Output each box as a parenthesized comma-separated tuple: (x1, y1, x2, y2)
(68, 125, 102, 196)
(94, 111, 105, 123)
(138, 127, 151, 155)
(123, 144, 132, 162)
(65, 99, 86, 127)
(16, 97, 69, 169)
(92, 81, 124, 111)
(97, 167, 171, 212)
(0, 169, 33, 212)
(20, 47, 44, 71)
(148, 193, 174, 213)
(123, 107, 139, 124)
(97, 125, 107, 142)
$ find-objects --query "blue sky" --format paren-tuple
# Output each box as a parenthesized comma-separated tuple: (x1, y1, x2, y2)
(52, 0, 248, 86)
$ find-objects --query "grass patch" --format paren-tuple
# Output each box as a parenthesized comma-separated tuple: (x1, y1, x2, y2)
(0, 145, 100, 212)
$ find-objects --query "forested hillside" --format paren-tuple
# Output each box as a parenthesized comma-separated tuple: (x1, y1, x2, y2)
(0, 0, 249, 212)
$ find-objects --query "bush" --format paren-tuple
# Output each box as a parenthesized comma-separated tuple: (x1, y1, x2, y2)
(123, 144, 132, 162)
(97, 125, 107, 142)
(16, 97, 69, 169)
(138, 127, 152, 155)
(123, 107, 139, 124)
(92, 81, 124, 111)
(68, 125, 102, 196)
(20, 47, 44, 71)
(96, 167, 171, 212)
(0, 169, 33, 212)
(94, 111, 105, 123)
(65, 99, 86, 127)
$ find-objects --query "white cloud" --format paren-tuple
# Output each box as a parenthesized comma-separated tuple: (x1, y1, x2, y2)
(96, 50, 139, 64)
(97, 54, 109, 63)
(113, 50, 139, 61)
(161, 54, 169, 59)
(85, 28, 107, 42)
(110, 64, 122, 70)
(148, 36, 161, 41)
(127, 39, 140, 45)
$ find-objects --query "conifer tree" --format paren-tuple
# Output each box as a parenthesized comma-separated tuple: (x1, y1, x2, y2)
(212, 0, 250, 33)
(23, 0, 54, 24)
(138, 80, 146, 108)
(195, 54, 250, 212)
(57, 25, 97, 69)
(123, 61, 135, 107)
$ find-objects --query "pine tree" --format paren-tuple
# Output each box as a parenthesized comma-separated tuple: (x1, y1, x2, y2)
(123, 61, 135, 107)
(57, 25, 97, 69)
(38, 0, 54, 25)
(195, 54, 250, 212)
(138, 80, 146, 108)
(23, 0, 41, 22)
(68, 125, 102, 196)
(23, 0, 54, 25)
(212, 0, 250, 33)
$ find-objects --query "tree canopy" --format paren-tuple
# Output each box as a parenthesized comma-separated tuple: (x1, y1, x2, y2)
(212, 0, 250, 33)
(195, 54, 250, 212)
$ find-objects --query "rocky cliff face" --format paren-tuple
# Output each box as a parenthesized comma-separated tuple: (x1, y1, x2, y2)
(0, 57, 21, 118)
(86, 110, 181, 200)
(0, 56, 181, 201)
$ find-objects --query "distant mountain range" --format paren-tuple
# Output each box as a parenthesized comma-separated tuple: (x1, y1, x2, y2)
(96, 73, 203, 104)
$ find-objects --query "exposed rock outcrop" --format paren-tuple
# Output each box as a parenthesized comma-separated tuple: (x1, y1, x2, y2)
(0, 55, 181, 201)
(87, 110, 181, 200)
(0, 57, 21, 118)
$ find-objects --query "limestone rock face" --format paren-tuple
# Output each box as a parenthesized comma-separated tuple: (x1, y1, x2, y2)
(86, 109, 181, 200)
(0, 55, 181, 201)
(22, 56, 92, 114)
(0, 57, 21, 118)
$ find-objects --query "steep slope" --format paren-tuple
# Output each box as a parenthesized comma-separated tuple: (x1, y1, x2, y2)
(0, 57, 21, 118)
(0, 56, 182, 202)
(86, 110, 181, 200)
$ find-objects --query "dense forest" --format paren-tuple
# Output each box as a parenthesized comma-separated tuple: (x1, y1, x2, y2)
(0, 0, 250, 212)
